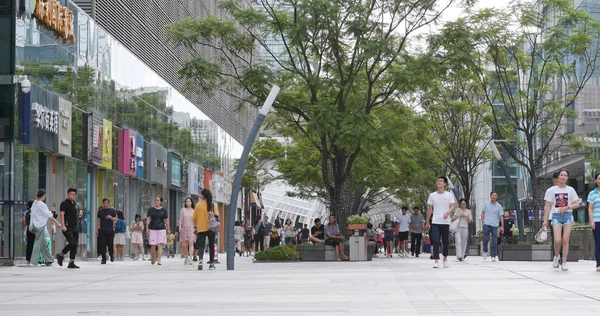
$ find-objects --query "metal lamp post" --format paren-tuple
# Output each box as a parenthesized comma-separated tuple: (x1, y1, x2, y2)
(489, 141, 525, 242)
(226, 85, 280, 270)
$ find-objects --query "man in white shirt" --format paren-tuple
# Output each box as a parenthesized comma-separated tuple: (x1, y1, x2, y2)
(426, 176, 456, 268)
(395, 206, 411, 257)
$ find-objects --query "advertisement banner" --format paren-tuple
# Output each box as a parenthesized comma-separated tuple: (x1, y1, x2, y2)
(87, 114, 103, 166)
(149, 142, 168, 186)
(57, 97, 72, 157)
(102, 119, 112, 169)
(25, 85, 59, 152)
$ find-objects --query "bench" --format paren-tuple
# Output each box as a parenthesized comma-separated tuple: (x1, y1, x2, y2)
(297, 243, 373, 261)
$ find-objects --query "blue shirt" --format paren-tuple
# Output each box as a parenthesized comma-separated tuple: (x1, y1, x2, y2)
(587, 188, 600, 223)
(482, 202, 503, 227)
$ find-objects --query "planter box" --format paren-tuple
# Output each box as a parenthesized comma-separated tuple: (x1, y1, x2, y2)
(498, 244, 552, 261)
(348, 224, 367, 230)
(430, 244, 480, 257)
(298, 243, 373, 261)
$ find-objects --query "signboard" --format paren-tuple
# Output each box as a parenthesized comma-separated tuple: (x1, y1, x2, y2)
(118, 129, 137, 177)
(21, 85, 59, 152)
(102, 119, 112, 169)
(57, 98, 72, 157)
(135, 134, 144, 178)
(149, 142, 167, 186)
(187, 162, 199, 195)
(168, 154, 182, 188)
(87, 114, 103, 166)
(33, 0, 75, 44)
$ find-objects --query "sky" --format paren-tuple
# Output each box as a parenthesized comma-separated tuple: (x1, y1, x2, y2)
(439, 0, 514, 25)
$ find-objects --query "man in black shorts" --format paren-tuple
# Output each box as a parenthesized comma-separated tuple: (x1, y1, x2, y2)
(56, 188, 80, 269)
(396, 206, 411, 257)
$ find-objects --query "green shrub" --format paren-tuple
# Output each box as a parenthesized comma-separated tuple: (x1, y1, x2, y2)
(347, 215, 368, 225)
(254, 244, 300, 262)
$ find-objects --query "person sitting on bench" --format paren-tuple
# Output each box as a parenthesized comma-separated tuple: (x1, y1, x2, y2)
(310, 218, 325, 243)
(324, 215, 348, 261)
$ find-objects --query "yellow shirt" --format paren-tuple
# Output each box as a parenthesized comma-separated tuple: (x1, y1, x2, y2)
(192, 200, 219, 233)
(167, 233, 175, 245)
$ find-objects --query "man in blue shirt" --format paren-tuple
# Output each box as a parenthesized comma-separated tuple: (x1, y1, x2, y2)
(481, 192, 504, 262)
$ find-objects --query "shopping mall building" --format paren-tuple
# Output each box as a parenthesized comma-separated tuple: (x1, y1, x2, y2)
(0, 0, 251, 264)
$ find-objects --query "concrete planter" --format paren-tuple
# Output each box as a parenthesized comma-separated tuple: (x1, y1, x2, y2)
(497, 244, 580, 262)
(298, 243, 373, 261)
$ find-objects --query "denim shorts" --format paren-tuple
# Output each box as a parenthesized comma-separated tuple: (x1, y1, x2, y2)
(551, 212, 574, 226)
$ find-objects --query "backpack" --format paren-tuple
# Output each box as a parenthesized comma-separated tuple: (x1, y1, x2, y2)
(115, 220, 126, 233)
(270, 228, 279, 239)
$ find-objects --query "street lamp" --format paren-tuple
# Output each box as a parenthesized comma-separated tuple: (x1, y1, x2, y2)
(489, 141, 525, 242)
(227, 85, 280, 270)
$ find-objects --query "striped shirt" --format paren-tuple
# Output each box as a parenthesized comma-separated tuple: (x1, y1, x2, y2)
(586, 188, 600, 223)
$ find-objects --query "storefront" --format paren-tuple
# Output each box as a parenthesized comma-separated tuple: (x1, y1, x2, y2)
(0, 0, 239, 265)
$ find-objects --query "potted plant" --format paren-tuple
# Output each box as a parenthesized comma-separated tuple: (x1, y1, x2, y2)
(347, 215, 368, 231)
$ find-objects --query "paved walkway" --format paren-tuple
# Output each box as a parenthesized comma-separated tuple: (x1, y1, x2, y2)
(1, 254, 600, 315)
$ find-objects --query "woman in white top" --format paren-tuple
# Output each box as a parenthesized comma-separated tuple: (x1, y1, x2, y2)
(543, 169, 579, 271)
(234, 221, 243, 256)
(283, 219, 294, 245)
(178, 198, 196, 265)
(30, 190, 63, 266)
(452, 198, 473, 262)
(130, 214, 145, 260)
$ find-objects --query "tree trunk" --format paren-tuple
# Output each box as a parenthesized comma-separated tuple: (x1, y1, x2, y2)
(327, 172, 353, 235)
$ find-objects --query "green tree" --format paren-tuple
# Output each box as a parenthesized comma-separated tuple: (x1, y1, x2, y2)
(234, 137, 284, 193)
(166, 0, 463, 227)
(433, 0, 600, 225)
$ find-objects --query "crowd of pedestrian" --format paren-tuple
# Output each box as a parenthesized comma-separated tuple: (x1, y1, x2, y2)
(19, 169, 600, 273)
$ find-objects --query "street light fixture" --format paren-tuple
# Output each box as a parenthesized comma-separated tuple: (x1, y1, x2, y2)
(489, 140, 525, 242)
(19, 75, 31, 93)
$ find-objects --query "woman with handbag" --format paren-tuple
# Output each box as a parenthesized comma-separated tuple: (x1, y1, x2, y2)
(452, 199, 472, 262)
(192, 189, 219, 270)
(30, 190, 63, 266)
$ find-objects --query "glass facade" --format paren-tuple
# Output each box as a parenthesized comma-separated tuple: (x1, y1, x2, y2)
(1, 1, 241, 261)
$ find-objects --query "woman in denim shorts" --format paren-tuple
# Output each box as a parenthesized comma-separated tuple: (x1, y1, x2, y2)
(542, 170, 579, 271)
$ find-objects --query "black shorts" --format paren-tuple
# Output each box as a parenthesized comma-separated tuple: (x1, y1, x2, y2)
(398, 231, 409, 241)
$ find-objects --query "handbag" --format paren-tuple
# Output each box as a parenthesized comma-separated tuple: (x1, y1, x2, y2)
(209, 211, 220, 233)
(534, 227, 548, 243)
(450, 219, 459, 233)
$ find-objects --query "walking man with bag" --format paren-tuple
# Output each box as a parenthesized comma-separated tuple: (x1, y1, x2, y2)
(56, 188, 80, 268)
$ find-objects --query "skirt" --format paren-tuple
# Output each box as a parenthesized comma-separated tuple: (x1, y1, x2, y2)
(131, 231, 143, 244)
(179, 225, 196, 242)
(78, 233, 87, 245)
(114, 233, 127, 245)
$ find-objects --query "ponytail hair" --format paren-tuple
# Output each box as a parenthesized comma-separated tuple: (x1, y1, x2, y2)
(201, 189, 213, 212)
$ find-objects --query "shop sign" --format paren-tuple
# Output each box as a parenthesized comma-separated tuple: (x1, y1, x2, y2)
(57, 98, 72, 157)
(188, 162, 199, 194)
(118, 129, 138, 177)
(31, 102, 58, 134)
(89, 116, 103, 166)
(135, 134, 144, 178)
(102, 119, 112, 169)
(149, 142, 168, 186)
(34, 0, 76, 44)
(169, 154, 182, 188)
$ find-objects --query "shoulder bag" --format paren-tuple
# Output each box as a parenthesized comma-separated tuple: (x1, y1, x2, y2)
(208, 204, 220, 233)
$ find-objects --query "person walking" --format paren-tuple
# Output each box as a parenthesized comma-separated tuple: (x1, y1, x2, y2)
(587, 172, 600, 272)
(192, 189, 219, 270)
(178, 198, 196, 265)
(146, 197, 170, 265)
(383, 214, 395, 258)
(77, 210, 87, 260)
(283, 218, 294, 245)
(243, 219, 254, 256)
(56, 188, 80, 269)
(234, 221, 243, 256)
(30, 190, 63, 267)
(254, 216, 271, 252)
(481, 192, 504, 262)
(410, 206, 425, 257)
(114, 210, 127, 261)
(396, 207, 411, 257)
(130, 214, 145, 260)
(24, 200, 35, 265)
(543, 169, 579, 271)
(452, 198, 472, 262)
(426, 176, 456, 269)
(97, 198, 117, 264)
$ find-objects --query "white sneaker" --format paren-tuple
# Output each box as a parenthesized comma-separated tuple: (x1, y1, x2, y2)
(483, 252, 488, 261)
(433, 262, 440, 269)
(561, 262, 568, 271)
(443, 261, 449, 268)
(491, 257, 497, 262)
(184, 259, 189, 265)
(552, 256, 560, 268)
